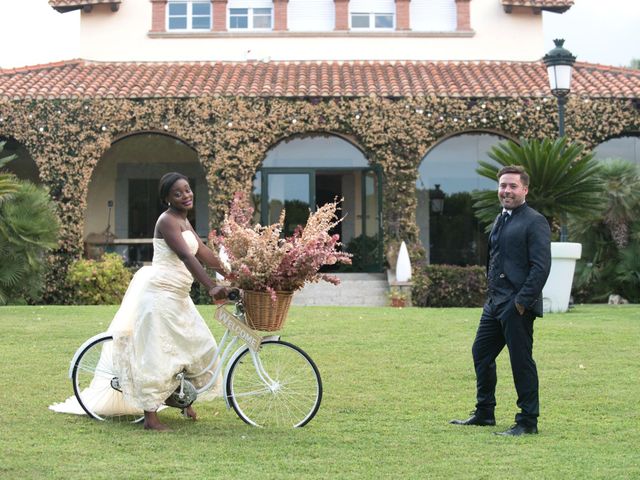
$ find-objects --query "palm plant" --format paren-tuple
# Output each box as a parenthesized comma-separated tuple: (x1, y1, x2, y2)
(595, 159, 640, 249)
(571, 159, 640, 302)
(0, 141, 19, 204)
(472, 137, 603, 237)
(0, 148, 60, 304)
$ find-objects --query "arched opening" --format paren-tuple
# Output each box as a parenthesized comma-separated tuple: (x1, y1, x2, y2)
(84, 132, 208, 264)
(593, 135, 640, 166)
(251, 134, 383, 272)
(416, 132, 510, 265)
(0, 137, 40, 184)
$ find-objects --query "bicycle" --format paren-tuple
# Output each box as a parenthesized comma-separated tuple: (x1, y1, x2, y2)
(68, 290, 322, 428)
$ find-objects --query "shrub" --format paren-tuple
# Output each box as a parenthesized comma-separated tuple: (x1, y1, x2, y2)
(571, 160, 640, 303)
(412, 264, 487, 307)
(0, 177, 60, 305)
(66, 253, 132, 305)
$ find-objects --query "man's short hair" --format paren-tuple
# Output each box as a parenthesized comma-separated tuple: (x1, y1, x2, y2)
(497, 165, 529, 187)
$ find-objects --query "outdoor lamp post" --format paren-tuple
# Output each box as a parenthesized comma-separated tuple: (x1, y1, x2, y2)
(544, 39, 576, 241)
(543, 39, 576, 137)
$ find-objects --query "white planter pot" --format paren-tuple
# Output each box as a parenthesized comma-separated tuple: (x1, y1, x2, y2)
(542, 242, 582, 313)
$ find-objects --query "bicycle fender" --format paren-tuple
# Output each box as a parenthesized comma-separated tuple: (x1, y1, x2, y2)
(68, 332, 112, 378)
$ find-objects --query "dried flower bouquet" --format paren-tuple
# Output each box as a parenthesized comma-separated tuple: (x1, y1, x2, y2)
(209, 193, 351, 300)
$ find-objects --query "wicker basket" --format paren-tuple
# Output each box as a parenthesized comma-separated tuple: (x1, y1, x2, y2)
(243, 290, 294, 331)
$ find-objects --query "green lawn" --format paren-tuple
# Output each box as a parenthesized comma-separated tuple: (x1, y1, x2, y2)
(1, 304, 638, 479)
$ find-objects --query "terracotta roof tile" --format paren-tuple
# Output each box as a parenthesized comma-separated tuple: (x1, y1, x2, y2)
(501, 0, 573, 8)
(1, 59, 638, 100)
(49, 0, 121, 6)
(49, 0, 121, 13)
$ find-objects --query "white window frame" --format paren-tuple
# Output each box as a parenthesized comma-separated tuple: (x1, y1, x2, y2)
(167, 0, 212, 31)
(228, 7, 273, 30)
(350, 12, 395, 30)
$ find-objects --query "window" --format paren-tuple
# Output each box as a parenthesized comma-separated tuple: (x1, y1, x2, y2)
(350, 12, 394, 30)
(229, 7, 273, 30)
(167, 1, 211, 31)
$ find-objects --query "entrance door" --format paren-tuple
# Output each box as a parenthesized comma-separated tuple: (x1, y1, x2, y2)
(260, 168, 383, 272)
(359, 169, 383, 272)
(261, 171, 313, 237)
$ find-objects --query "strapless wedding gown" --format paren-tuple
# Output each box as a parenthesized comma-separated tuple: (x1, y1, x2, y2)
(50, 230, 221, 415)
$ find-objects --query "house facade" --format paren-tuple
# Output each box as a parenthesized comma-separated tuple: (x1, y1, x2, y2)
(1, 0, 639, 302)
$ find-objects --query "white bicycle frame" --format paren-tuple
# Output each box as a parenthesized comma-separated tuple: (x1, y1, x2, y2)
(68, 301, 280, 411)
(183, 302, 281, 408)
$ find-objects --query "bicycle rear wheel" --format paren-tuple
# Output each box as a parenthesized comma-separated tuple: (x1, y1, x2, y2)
(71, 334, 144, 423)
(226, 340, 322, 428)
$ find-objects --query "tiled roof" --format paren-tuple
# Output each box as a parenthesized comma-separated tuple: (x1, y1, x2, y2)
(1, 59, 638, 100)
(49, 0, 121, 12)
(49, 0, 120, 6)
(501, 0, 573, 12)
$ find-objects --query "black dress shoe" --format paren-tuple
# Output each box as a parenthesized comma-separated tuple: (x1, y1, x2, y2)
(494, 424, 538, 436)
(450, 411, 496, 426)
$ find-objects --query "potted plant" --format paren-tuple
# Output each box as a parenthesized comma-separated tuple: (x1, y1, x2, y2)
(209, 193, 351, 330)
(388, 286, 410, 308)
(472, 137, 603, 312)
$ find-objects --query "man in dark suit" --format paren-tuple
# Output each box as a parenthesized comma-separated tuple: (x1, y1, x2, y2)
(450, 165, 551, 436)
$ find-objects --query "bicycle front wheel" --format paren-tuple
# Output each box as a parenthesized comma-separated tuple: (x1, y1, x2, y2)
(71, 334, 144, 423)
(226, 340, 322, 428)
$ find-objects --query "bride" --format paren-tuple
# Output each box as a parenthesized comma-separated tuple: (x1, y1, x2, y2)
(50, 172, 229, 431)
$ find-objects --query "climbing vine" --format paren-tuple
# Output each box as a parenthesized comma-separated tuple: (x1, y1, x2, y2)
(0, 94, 638, 302)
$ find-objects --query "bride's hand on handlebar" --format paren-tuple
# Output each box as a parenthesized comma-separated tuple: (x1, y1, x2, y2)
(208, 286, 241, 303)
(208, 286, 229, 303)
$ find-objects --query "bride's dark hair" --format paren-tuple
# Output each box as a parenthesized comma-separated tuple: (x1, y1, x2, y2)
(158, 172, 188, 206)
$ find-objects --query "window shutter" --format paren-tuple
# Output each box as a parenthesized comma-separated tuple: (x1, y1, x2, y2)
(349, 0, 394, 12)
(288, 0, 334, 31)
(410, 0, 456, 31)
(227, 0, 272, 7)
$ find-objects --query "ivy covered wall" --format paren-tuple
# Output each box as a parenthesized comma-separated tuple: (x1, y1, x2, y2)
(0, 95, 638, 302)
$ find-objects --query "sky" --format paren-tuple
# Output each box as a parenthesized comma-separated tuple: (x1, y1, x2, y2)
(0, 0, 638, 69)
(543, 0, 640, 67)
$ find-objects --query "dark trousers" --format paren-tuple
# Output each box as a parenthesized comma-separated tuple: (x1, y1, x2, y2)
(472, 298, 539, 427)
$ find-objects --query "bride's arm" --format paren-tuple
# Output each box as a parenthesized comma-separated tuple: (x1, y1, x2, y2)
(156, 215, 222, 296)
(187, 224, 228, 275)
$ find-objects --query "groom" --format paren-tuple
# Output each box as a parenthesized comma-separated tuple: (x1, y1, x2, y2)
(450, 165, 551, 436)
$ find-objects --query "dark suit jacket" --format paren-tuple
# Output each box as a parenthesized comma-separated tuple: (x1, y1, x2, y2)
(487, 203, 551, 317)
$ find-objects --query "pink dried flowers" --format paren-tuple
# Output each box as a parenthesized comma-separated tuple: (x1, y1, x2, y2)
(209, 192, 351, 299)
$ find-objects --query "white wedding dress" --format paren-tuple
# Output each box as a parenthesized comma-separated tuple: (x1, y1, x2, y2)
(50, 230, 221, 415)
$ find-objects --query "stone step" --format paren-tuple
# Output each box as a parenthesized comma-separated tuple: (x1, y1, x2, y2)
(292, 273, 389, 306)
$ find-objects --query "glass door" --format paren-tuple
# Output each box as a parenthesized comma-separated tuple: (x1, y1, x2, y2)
(359, 169, 383, 271)
(259, 167, 383, 272)
(261, 170, 313, 237)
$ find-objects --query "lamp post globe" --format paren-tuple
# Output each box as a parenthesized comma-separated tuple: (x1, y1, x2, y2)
(543, 39, 576, 137)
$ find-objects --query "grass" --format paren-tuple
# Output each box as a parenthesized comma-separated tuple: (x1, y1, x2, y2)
(0, 304, 639, 479)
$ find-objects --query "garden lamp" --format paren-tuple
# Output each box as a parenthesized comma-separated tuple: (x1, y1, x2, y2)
(543, 39, 576, 137)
